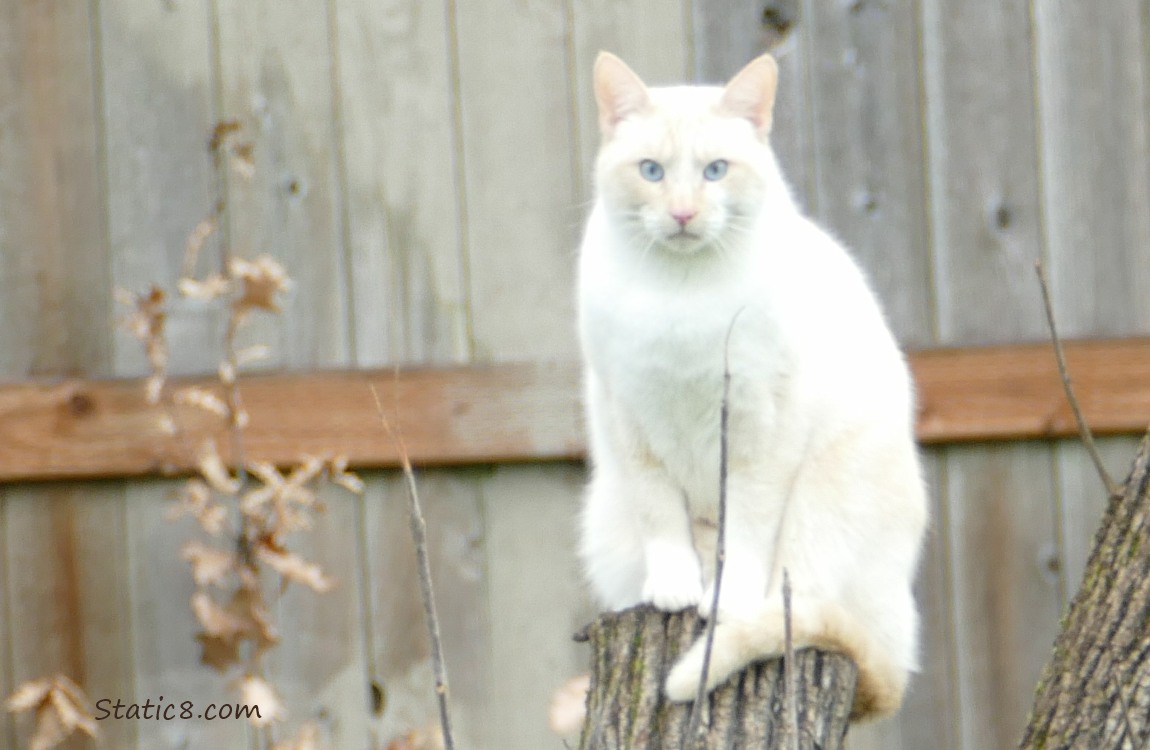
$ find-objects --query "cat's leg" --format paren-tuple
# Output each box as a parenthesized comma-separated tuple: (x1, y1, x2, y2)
(669, 431, 925, 719)
(697, 468, 785, 620)
(582, 374, 702, 612)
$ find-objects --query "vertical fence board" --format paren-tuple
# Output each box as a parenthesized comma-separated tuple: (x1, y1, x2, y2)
(333, 0, 471, 368)
(361, 470, 492, 749)
(4, 487, 136, 750)
(921, 2, 1061, 748)
(101, 0, 224, 378)
(452, 5, 591, 749)
(1033, 0, 1150, 613)
(214, 3, 367, 746)
(693, 0, 816, 210)
(122, 481, 252, 749)
(0, 2, 132, 748)
(215, 0, 350, 369)
(480, 464, 592, 749)
(800, 0, 932, 348)
(99, 3, 254, 747)
(453, 0, 580, 360)
(945, 446, 1061, 750)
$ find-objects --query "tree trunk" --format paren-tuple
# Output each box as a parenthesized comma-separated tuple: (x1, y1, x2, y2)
(577, 606, 857, 749)
(1021, 430, 1150, 748)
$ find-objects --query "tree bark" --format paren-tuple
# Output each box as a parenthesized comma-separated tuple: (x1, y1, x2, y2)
(1021, 430, 1150, 748)
(577, 606, 858, 749)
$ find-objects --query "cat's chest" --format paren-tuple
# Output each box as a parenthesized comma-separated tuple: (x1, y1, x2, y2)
(585, 275, 782, 420)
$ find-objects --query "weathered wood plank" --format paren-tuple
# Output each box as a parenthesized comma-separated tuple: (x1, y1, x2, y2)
(98, 3, 254, 746)
(215, 0, 350, 370)
(361, 469, 491, 748)
(333, 0, 471, 367)
(0, 3, 132, 748)
(122, 480, 253, 749)
(0, 0, 113, 379)
(453, 0, 581, 360)
(946, 445, 1062, 750)
(480, 464, 593, 749)
(213, 3, 368, 745)
(3, 486, 137, 750)
(4, 340, 1150, 482)
(921, 2, 1058, 747)
(800, 0, 932, 348)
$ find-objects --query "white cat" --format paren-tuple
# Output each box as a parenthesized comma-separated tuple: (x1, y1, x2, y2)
(576, 51, 927, 719)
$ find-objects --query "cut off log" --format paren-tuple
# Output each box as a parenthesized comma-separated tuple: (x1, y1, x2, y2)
(1020, 429, 1150, 748)
(577, 606, 857, 749)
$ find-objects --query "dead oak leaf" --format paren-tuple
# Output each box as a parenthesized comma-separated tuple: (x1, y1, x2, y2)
(168, 479, 229, 536)
(196, 632, 242, 673)
(181, 541, 236, 587)
(229, 255, 291, 319)
(256, 545, 334, 593)
(197, 439, 240, 495)
(237, 675, 286, 728)
(6, 675, 98, 750)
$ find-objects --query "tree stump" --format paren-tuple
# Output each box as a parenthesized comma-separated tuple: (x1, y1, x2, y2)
(1021, 430, 1150, 748)
(577, 606, 858, 749)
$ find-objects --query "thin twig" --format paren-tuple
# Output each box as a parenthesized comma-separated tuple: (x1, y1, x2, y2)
(782, 569, 799, 750)
(686, 308, 747, 745)
(1034, 260, 1120, 496)
(370, 385, 457, 750)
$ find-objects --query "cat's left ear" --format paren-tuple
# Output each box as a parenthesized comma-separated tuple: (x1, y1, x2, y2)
(593, 52, 652, 137)
(718, 54, 779, 139)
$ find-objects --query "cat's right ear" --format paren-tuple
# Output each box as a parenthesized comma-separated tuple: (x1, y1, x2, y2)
(593, 52, 652, 138)
(718, 54, 779, 139)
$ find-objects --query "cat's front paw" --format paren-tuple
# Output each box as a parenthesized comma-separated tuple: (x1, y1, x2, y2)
(641, 541, 703, 611)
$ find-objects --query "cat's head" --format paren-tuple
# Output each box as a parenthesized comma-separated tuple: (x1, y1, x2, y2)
(592, 52, 781, 256)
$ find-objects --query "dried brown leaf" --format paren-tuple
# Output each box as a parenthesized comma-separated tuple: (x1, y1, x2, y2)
(328, 456, 365, 495)
(229, 255, 291, 319)
(178, 273, 230, 301)
(168, 479, 229, 535)
(5, 679, 53, 712)
(191, 590, 248, 638)
(181, 541, 236, 587)
(237, 675, 286, 727)
(195, 632, 242, 673)
(256, 545, 334, 593)
(209, 120, 243, 152)
(175, 386, 229, 418)
(197, 440, 240, 495)
(7, 676, 98, 750)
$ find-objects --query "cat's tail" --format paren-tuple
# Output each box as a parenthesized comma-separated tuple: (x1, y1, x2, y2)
(662, 600, 908, 721)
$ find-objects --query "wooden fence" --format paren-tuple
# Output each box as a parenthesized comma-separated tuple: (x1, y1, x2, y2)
(2, 0, 1149, 748)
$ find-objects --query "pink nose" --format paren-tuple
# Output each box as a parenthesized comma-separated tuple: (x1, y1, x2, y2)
(671, 209, 696, 227)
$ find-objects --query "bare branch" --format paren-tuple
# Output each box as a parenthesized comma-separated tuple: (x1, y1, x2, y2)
(782, 569, 798, 750)
(686, 309, 747, 745)
(370, 385, 457, 750)
(1034, 260, 1120, 497)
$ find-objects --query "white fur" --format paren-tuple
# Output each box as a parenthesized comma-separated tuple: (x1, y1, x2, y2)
(577, 53, 928, 720)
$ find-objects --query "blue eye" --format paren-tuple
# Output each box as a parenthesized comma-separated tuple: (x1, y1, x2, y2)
(703, 160, 729, 181)
(639, 159, 664, 182)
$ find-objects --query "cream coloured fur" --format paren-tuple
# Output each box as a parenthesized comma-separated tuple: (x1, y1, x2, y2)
(576, 52, 928, 720)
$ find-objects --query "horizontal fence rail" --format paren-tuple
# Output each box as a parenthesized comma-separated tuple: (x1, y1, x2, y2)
(1, 338, 1149, 483)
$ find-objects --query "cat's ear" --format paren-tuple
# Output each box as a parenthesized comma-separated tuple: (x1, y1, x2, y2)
(593, 52, 652, 137)
(718, 54, 779, 139)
